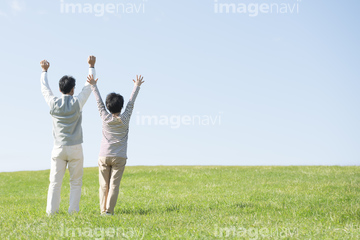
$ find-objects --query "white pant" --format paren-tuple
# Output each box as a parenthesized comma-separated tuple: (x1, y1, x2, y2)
(46, 144, 84, 214)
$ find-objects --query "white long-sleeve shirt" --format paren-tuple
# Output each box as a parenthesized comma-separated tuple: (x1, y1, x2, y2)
(40, 68, 96, 146)
(41, 68, 95, 110)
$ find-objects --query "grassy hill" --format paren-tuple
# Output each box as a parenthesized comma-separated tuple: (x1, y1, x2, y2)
(0, 166, 359, 239)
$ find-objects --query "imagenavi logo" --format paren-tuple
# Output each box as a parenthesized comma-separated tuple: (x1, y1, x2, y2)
(214, 0, 301, 17)
(60, 0, 147, 17)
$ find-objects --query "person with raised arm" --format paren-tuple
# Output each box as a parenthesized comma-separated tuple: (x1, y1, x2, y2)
(40, 56, 96, 215)
(86, 71, 144, 215)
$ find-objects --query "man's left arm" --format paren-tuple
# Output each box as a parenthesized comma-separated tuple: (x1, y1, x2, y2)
(77, 55, 96, 111)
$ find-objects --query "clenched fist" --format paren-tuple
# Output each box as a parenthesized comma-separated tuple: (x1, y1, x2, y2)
(40, 60, 50, 72)
(88, 55, 96, 68)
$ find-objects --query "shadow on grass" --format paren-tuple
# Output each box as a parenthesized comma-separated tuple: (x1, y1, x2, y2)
(118, 203, 184, 215)
(233, 202, 253, 208)
(166, 203, 181, 213)
(119, 207, 152, 215)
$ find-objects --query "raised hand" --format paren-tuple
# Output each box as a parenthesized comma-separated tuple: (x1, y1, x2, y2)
(86, 74, 98, 85)
(40, 60, 50, 72)
(133, 75, 145, 87)
(88, 55, 96, 68)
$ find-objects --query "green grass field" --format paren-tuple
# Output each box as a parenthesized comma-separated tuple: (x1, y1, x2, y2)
(0, 166, 360, 239)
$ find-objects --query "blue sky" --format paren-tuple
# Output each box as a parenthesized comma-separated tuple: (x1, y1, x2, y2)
(0, 0, 359, 172)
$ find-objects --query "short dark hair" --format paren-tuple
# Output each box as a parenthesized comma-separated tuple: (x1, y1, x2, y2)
(106, 93, 124, 114)
(59, 75, 76, 94)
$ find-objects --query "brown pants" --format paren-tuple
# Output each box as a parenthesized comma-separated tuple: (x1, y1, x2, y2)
(98, 157, 127, 214)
